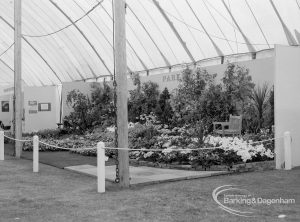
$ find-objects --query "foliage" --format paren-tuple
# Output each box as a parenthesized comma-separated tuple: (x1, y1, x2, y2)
(222, 63, 255, 114)
(22, 113, 274, 169)
(243, 128, 274, 151)
(23, 128, 62, 139)
(190, 149, 241, 168)
(130, 126, 274, 167)
(251, 83, 270, 131)
(127, 116, 274, 167)
(141, 81, 160, 114)
(200, 83, 233, 132)
(22, 127, 115, 157)
(64, 90, 93, 132)
(170, 67, 213, 142)
(242, 102, 259, 133)
(129, 123, 158, 150)
(243, 83, 273, 133)
(171, 67, 215, 125)
(128, 74, 160, 122)
(155, 88, 173, 124)
(128, 113, 160, 150)
(90, 82, 114, 127)
(171, 64, 254, 135)
(64, 82, 114, 133)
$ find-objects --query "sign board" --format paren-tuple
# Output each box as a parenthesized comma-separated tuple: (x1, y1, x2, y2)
(28, 101, 37, 106)
(28, 100, 38, 114)
(29, 110, 38, 114)
(1, 101, 9, 112)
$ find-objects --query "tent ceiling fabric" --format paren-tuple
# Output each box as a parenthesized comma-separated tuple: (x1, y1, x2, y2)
(0, 0, 299, 86)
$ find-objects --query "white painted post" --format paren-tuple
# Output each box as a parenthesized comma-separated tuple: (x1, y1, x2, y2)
(33, 135, 39, 172)
(0, 131, 4, 161)
(284, 131, 292, 170)
(97, 142, 105, 193)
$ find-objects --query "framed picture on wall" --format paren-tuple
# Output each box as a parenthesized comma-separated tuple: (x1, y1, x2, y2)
(1, 101, 9, 112)
(38, 103, 51, 112)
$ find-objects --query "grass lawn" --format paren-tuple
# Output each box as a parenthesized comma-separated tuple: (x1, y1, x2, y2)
(4, 143, 116, 168)
(0, 157, 299, 222)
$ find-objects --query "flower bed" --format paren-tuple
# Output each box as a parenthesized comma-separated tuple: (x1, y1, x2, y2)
(127, 120, 274, 168)
(16, 118, 274, 170)
(20, 129, 115, 157)
(129, 134, 274, 168)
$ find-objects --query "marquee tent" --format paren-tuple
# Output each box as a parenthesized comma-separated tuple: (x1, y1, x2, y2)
(0, 0, 300, 86)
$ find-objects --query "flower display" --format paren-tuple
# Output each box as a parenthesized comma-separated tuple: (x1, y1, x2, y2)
(129, 124, 275, 166)
(20, 113, 274, 168)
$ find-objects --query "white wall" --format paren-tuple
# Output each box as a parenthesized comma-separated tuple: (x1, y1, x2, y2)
(24, 86, 60, 133)
(275, 45, 300, 168)
(133, 57, 275, 92)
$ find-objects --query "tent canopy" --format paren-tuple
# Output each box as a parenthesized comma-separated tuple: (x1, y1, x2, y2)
(0, 0, 299, 86)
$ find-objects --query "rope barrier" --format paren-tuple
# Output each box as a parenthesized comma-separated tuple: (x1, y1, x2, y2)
(39, 141, 100, 151)
(2, 133, 281, 152)
(38, 141, 73, 151)
(102, 137, 281, 152)
(3, 134, 32, 142)
(103, 146, 218, 152)
(38, 141, 96, 151)
(247, 137, 277, 145)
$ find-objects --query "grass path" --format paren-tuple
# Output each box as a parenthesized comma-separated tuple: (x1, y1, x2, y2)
(0, 156, 299, 222)
(4, 143, 116, 168)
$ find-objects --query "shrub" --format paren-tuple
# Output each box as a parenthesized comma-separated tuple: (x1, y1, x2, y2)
(64, 82, 114, 133)
(200, 84, 233, 132)
(171, 67, 215, 127)
(64, 89, 93, 132)
(128, 75, 160, 122)
(24, 128, 62, 139)
(222, 63, 255, 114)
(90, 82, 114, 128)
(242, 83, 272, 133)
(251, 83, 271, 132)
(155, 88, 173, 125)
(128, 123, 159, 150)
(171, 65, 250, 135)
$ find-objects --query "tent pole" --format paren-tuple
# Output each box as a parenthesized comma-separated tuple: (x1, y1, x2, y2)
(114, 0, 130, 188)
(14, 0, 23, 158)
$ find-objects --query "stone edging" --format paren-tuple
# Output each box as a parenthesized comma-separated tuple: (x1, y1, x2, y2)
(129, 159, 275, 173)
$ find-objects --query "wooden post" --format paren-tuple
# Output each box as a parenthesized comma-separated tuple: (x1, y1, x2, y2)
(113, 0, 130, 187)
(33, 135, 39, 172)
(14, 0, 23, 158)
(284, 131, 292, 170)
(0, 131, 4, 161)
(97, 142, 105, 193)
